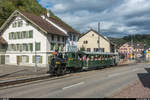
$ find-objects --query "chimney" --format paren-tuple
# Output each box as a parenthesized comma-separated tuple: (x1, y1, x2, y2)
(47, 10, 50, 17)
(41, 15, 45, 19)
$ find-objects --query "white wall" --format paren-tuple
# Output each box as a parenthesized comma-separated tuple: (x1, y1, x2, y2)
(1, 16, 48, 67)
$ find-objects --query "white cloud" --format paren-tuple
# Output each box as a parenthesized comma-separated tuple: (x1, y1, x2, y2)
(38, 0, 150, 37)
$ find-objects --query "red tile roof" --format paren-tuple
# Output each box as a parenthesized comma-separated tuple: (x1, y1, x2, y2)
(21, 12, 67, 36)
(47, 17, 80, 35)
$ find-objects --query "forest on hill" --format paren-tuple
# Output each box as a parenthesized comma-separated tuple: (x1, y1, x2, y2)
(109, 34, 150, 49)
(0, 0, 73, 30)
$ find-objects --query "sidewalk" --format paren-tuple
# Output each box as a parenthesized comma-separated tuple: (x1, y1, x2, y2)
(0, 64, 49, 82)
(112, 67, 150, 98)
(118, 60, 136, 66)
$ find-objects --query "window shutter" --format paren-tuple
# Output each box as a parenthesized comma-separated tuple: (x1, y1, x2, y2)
(9, 33, 11, 40)
(21, 32, 23, 39)
(29, 30, 33, 38)
(26, 56, 29, 63)
(14, 44, 16, 51)
(14, 32, 16, 39)
(8, 44, 10, 51)
(26, 31, 29, 38)
(20, 56, 22, 62)
(20, 44, 22, 51)
(32, 56, 35, 63)
(40, 56, 42, 63)
(26, 44, 28, 51)
(30, 44, 33, 51)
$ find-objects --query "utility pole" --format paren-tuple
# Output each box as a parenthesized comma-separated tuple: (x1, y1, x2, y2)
(98, 22, 100, 52)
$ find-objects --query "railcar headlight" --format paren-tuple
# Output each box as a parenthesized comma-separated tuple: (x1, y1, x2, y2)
(56, 62, 61, 64)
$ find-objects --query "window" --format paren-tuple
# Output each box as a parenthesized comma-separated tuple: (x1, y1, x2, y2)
(14, 22, 17, 28)
(57, 36, 60, 41)
(9, 33, 12, 40)
(22, 55, 29, 63)
(87, 48, 91, 52)
(18, 21, 23, 27)
(11, 32, 15, 39)
(94, 48, 99, 52)
(10, 44, 15, 51)
(17, 32, 21, 39)
(83, 40, 88, 44)
(62, 37, 65, 42)
(26, 31, 29, 38)
(51, 43, 54, 50)
(23, 31, 26, 39)
(52, 35, 54, 41)
(23, 44, 27, 51)
(73, 35, 76, 41)
(16, 44, 19, 51)
(29, 43, 33, 51)
(97, 40, 100, 43)
(92, 34, 94, 36)
(29, 30, 33, 38)
(69, 34, 72, 41)
(35, 42, 40, 51)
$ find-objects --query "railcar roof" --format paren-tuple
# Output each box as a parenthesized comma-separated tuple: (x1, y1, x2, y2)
(82, 51, 118, 56)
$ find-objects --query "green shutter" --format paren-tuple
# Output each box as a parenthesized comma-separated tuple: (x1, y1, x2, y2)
(20, 44, 22, 51)
(26, 31, 29, 38)
(40, 56, 42, 63)
(20, 56, 22, 62)
(9, 33, 11, 40)
(35, 43, 40, 51)
(8, 44, 10, 51)
(20, 32, 23, 39)
(14, 32, 16, 39)
(14, 44, 16, 51)
(26, 44, 28, 51)
(26, 56, 29, 63)
(30, 44, 33, 51)
(32, 56, 35, 63)
(29, 30, 33, 38)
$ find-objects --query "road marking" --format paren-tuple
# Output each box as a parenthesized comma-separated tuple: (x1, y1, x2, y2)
(108, 68, 140, 78)
(62, 82, 85, 90)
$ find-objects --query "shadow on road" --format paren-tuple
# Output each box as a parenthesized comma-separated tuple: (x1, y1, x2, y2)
(137, 68, 150, 88)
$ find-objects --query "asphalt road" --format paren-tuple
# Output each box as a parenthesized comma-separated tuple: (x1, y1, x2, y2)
(0, 63, 149, 98)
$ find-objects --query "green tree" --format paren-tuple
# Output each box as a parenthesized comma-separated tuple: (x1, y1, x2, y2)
(80, 45, 85, 51)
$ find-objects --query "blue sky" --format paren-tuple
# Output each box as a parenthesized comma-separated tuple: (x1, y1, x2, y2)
(38, 0, 150, 38)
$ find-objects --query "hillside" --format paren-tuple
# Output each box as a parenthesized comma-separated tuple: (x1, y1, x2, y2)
(0, 0, 76, 32)
(109, 34, 150, 49)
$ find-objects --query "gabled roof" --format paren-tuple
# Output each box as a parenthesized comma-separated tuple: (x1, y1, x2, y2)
(81, 29, 110, 42)
(21, 12, 67, 36)
(47, 17, 80, 35)
(0, 10, 79, 36)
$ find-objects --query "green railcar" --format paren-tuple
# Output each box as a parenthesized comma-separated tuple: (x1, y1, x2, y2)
(65, 51, 119, 71)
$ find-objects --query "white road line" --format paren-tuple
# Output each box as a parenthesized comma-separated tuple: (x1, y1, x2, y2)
(108, 68, 140, 78)
(62, 82, 85, 90)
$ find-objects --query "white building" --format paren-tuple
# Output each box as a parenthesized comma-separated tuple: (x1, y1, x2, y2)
(0, 10, 79, 67)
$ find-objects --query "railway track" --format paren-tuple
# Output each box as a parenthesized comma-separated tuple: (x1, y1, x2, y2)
(0, 62, 140, 88)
